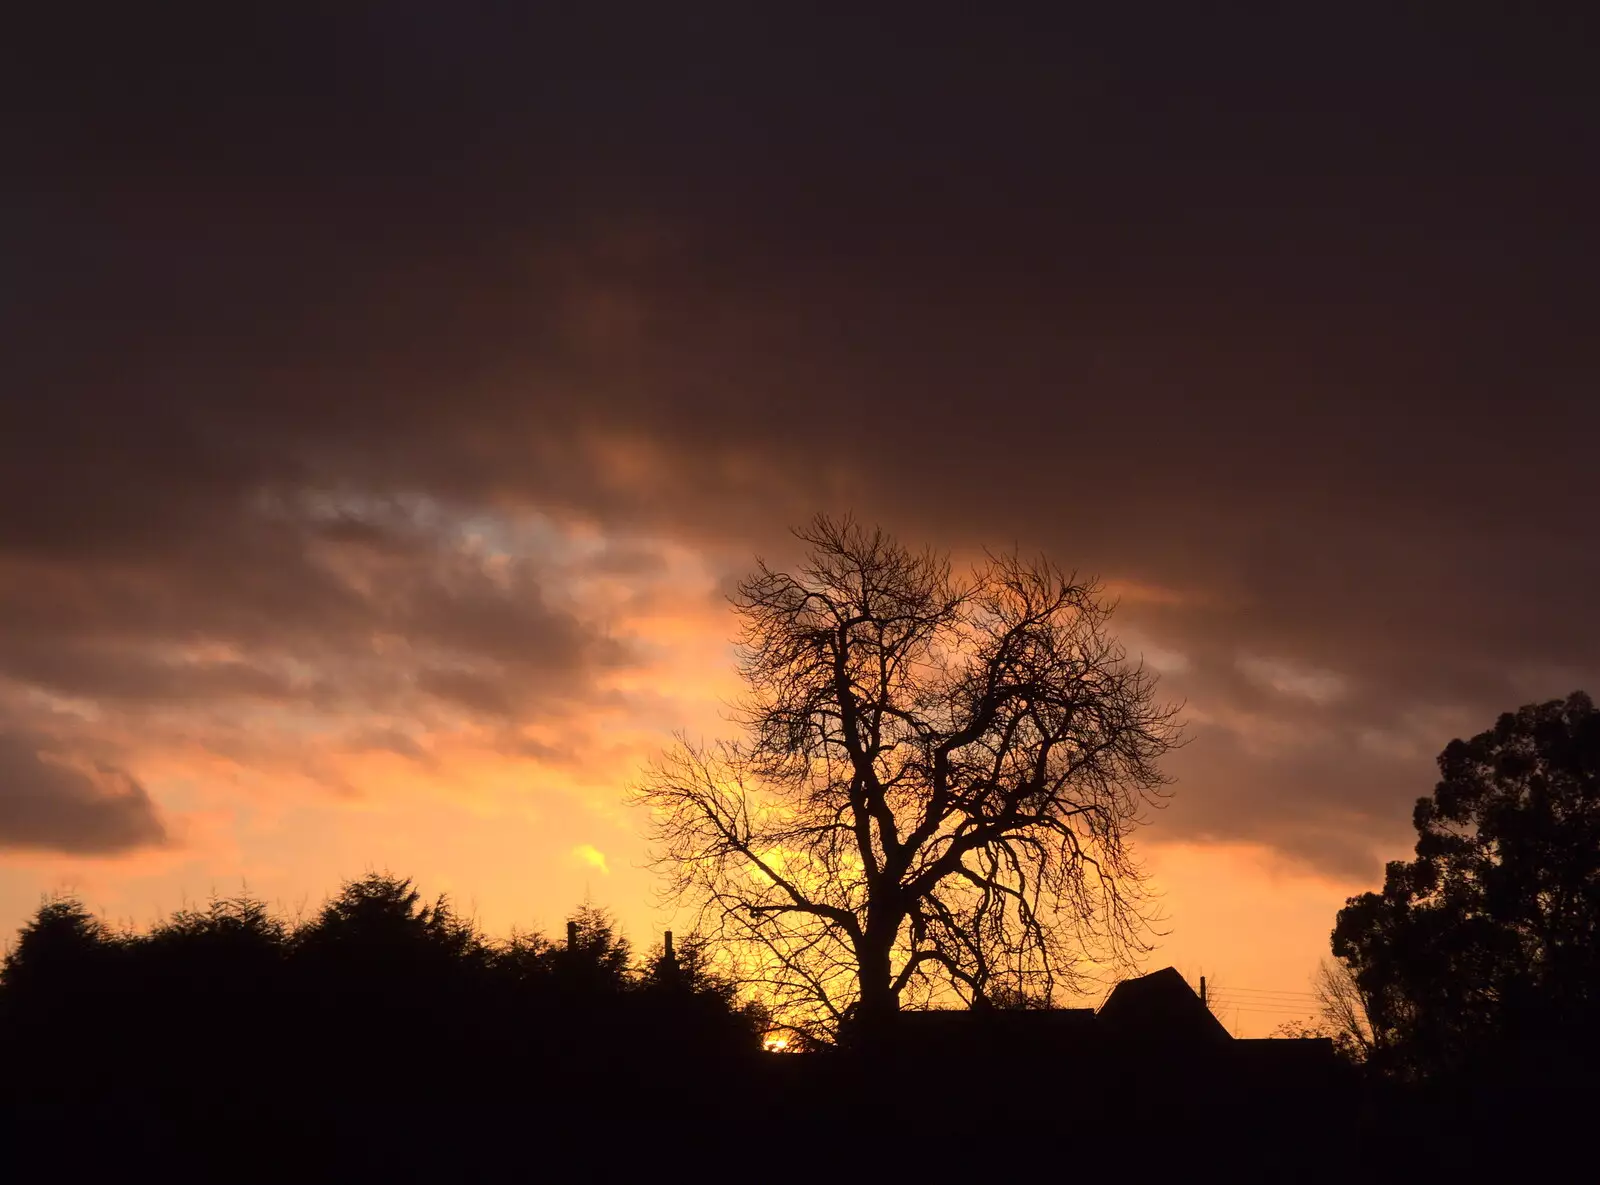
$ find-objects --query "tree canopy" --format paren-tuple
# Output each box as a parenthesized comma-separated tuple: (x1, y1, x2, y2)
(1332, 691, 1600, 1078)
(635, 517, 1181, 1042)
(0, 873, 766, 1177)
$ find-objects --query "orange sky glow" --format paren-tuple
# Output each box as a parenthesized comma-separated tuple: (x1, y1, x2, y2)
(0, 512, 1390, 1036)
(6, 13, 1594, 1042)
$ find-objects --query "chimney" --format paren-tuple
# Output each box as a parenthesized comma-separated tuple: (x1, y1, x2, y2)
(567, 919, 579, 951)
(664, 930, 675, 963)
(1200, 975, 1208, 1007)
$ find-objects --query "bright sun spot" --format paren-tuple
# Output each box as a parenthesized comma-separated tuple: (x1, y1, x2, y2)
(572, 844, 610, 875)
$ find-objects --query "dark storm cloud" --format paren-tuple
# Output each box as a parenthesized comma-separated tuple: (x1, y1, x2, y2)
(0, 732, 166, 855)
(3, 5, 1596, 871)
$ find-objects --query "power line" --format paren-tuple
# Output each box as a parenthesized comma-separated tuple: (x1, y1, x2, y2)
(1212, 997, 1315, 1010)
(1212, 991, 1316, 1004)
(1221, 1000, 1318, 1011)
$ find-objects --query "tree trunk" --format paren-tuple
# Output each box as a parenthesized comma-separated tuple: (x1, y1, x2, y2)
(850, 926, 898, 1050)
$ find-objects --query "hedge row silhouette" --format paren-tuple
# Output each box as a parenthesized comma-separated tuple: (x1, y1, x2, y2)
(0, 872, 765, 1106)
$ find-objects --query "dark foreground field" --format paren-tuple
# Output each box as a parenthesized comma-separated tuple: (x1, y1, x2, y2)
(5, 1038, 1591, 1183)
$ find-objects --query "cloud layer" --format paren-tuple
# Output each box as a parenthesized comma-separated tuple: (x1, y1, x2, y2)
(3, 6, 1596, 880)
(0, 732, 165, 854)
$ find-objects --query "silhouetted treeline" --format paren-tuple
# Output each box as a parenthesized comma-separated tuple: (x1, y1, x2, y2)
(3, 868, 1592, 1181)
(0, 874, 767, 1179)
(0, 877, 762, 1067)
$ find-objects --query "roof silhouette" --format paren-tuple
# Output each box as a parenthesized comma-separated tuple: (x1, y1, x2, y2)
(885, 967, 1234, 1058)
(1097, 966, 1232, 1045)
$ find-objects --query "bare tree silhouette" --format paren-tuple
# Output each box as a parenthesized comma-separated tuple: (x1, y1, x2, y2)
(1313, 957, 1375, 1061)
(635, 516, 1181, 1043)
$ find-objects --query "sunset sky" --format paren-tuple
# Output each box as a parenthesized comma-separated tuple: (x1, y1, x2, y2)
(4, 6, 1596, 1035)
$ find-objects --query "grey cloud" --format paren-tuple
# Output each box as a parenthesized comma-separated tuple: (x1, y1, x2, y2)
(394, 566, 609, 675)
(1153, 720, 1434, 882)
(0, 498, 651, 853)
(414, 667, 520, 719)
(0, 636, 310, 706)
(346, 728, 432, 765)
(583, 542, 672, 579)
(0, 731, 166, 855)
